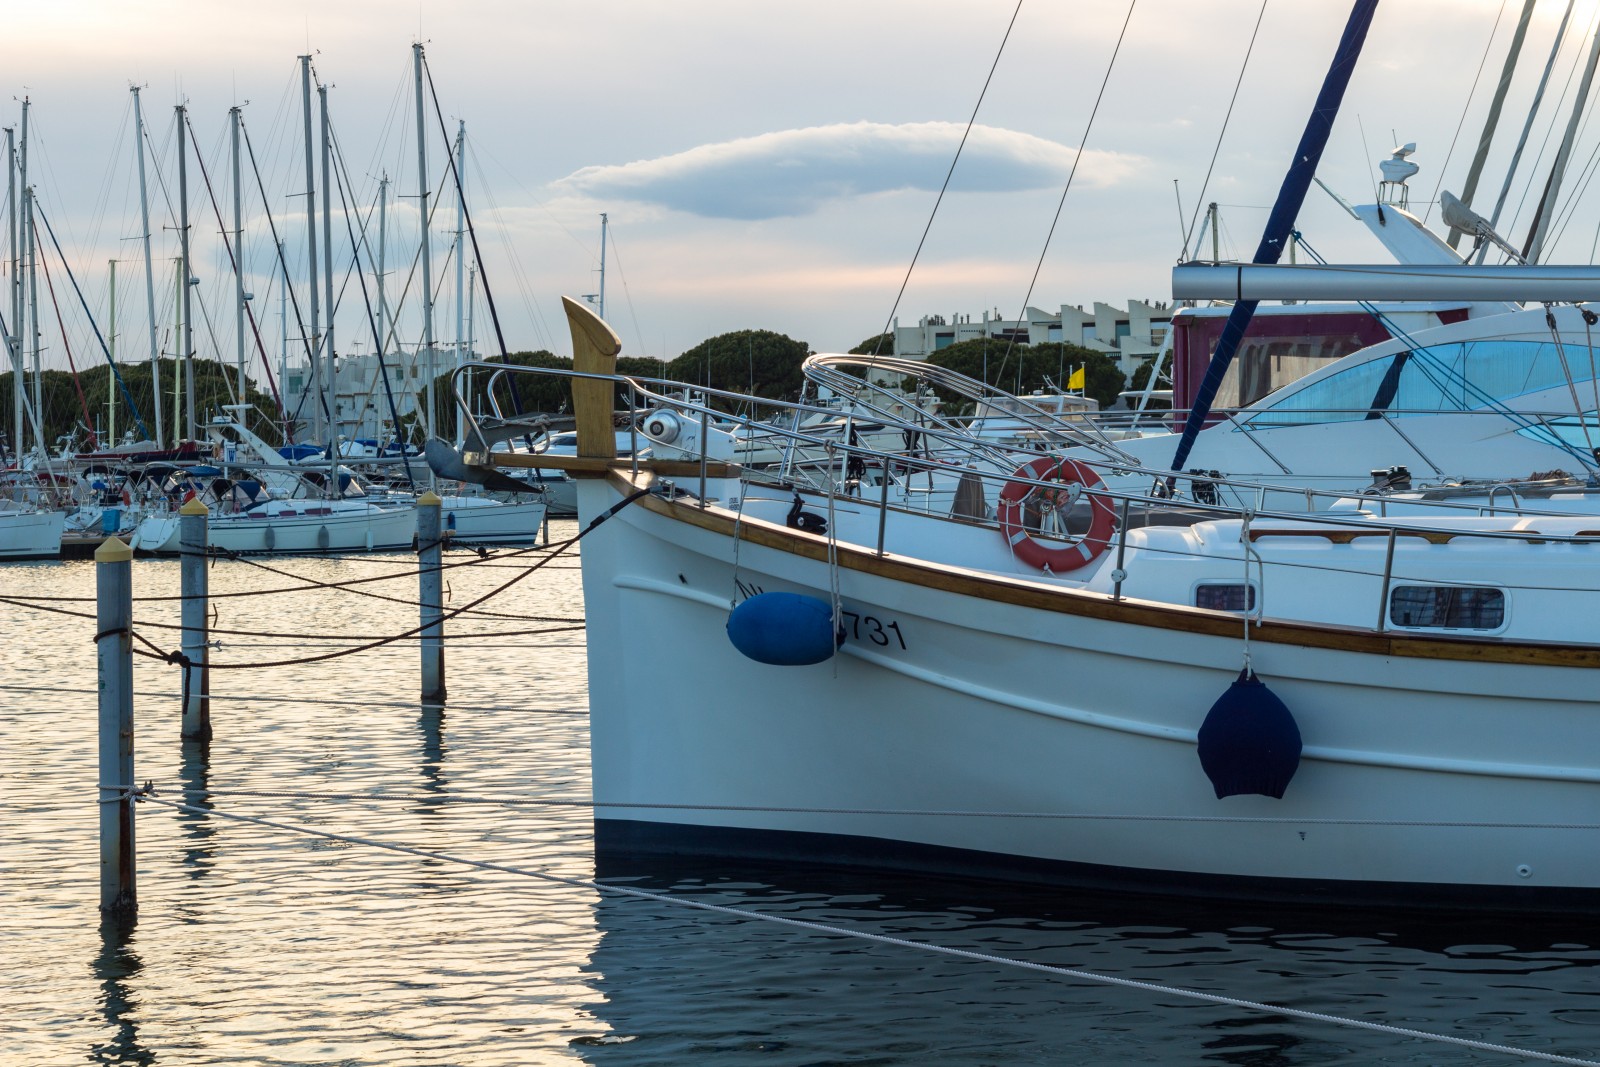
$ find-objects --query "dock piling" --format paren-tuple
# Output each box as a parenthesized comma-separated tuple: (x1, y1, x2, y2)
(418, 491, 447, 703)
(96, 537, 137, 918)
(179, 498, 211, 741)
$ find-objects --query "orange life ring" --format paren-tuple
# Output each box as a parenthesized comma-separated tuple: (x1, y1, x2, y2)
(996, 456, 1115, 573)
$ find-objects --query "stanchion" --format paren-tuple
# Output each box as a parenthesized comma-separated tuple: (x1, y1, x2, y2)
(96, 537, 137, 918)
(418, 491, 447, 703)
(179, 498, 211, 741)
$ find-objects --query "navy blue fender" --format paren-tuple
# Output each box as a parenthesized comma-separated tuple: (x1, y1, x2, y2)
(1197, 668, 1302, 799)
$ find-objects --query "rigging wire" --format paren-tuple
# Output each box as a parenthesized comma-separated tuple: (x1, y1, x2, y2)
(869, 0, 1026, 359)
(1422, 0, 1508, 225)
(181, 111, 285, 413)
(1506, 8, 1599, 244)
(995, 0, 1137, 388)
(1180, 0, 1268, 259)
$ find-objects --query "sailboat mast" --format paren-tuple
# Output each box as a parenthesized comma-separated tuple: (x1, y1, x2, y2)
(5, 125, 17, 464)
(598, 211, 607, 320)
(108, 260, 116, 444)
(300, 55, 322, 445)
(25, 185, 41, 458)
(278, 238, 288, 434)
(1448, 0, 1536, 249)
(21, 98, 40, 456)
(454, 123, 466, 361)
(376, 174, 388, 361)
(132, 87, 163, 449)
(1525, 17, 1600, 263)
(172, 258, 180, 444)
(466, 261, 476, 427)
(176, 104, 196, 441)
(231, 105, 246, 406)
(318, 83, 337, 453)
(454, 120, 466, 448)
(1169, 0, 1380, 477)
(413, 43, 435, 438)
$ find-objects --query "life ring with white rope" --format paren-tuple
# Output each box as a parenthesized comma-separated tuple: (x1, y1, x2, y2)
(995, 455, 1116, 573)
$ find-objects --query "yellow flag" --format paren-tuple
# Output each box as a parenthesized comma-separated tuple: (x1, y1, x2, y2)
(1067, 366, 1085, 390)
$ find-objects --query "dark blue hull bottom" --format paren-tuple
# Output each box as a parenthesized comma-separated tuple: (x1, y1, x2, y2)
(594, 818, 1600, 916)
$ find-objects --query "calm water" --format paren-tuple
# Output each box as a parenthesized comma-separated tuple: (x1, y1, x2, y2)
(6, 522, 1600, 1066)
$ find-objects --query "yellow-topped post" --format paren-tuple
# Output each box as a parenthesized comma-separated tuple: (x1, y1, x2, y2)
(95, 536, 137, 917)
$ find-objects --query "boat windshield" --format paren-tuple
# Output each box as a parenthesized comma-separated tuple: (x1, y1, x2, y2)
(1243, 339, 1589, 427)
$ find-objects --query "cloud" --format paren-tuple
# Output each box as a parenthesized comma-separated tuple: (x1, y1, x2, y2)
(556, 121, 1143, 220)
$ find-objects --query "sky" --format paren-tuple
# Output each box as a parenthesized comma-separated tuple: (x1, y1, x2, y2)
(3, 0, 1594, 385)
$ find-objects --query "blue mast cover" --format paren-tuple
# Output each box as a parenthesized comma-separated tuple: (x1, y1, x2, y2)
(1169, 0, 1381, 477)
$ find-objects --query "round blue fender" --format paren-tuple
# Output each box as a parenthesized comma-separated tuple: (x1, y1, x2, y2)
(726, 592, 837, 666)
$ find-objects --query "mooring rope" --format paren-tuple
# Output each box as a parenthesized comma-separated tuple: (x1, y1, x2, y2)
(125, 790, 1600, 1067)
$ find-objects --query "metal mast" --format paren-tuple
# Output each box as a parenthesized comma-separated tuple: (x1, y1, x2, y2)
(108, 260, 116, 444)
(1525, 16, 1600, 263)
(454, 120, 466, 447)
(413, 43, 435, 437)
(231, 106, 247, 405)
(132, 87, 163, 448)
(300, 55, 322, 444)
(1448, 0, 1537, 249)
(376, 174, 389, 362)
(454, 122, 466, 363)
(20, 98, 39, 454)
(278, 239, 288, 427)
(319, 83, 337, 449)
(6, 126, 17, 463)
(598, 211, 607, 320)
(176, 104, 196, 440)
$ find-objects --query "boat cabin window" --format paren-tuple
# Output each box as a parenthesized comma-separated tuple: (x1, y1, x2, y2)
(1195, 583, 1256, 612)
(1389, 585, 1505, 630)
(1246, 340, 1581, 428)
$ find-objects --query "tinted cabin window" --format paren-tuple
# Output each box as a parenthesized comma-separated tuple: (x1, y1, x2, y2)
(1196, 584, 1256, 612)
(1248, 339, 1581, 427)
(1389, 586, 1505, 629)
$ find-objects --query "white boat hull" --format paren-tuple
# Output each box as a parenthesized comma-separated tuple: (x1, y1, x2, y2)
(0, 507, 64, 560)
(441, 497, 548, 544)
(578, 477, 1600, 905)
(132, 504, 416, 555)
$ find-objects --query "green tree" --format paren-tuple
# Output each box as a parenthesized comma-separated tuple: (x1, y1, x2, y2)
(923, 339, 1125, 407)
(1126, 351, 1173, 410)
(1, 357, 280, 455)
(666, 330, 811, 407)
(849, 332, 894, 356)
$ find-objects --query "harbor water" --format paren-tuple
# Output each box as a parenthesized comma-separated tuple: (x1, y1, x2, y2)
(6, 522, 1600, 1065)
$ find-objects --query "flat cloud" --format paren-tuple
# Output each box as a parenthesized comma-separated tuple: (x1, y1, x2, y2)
(557, 121, 1143, 220)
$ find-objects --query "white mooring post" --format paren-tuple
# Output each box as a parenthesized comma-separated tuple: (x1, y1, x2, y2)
(96, 536, 137, 918)
(418, 491, 446, 703)
(178, 497, 211, 741)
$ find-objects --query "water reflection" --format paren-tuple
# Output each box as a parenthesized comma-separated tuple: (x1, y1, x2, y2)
(575, 854, 1600, 1065)
(91, 917, 153, 1067)
(416, 702, 448, 809)
(176, 737, 215, 882)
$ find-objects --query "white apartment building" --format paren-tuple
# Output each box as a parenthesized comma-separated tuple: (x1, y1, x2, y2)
(892, 300, 1172, 379)
(280, 346, 464, 443)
